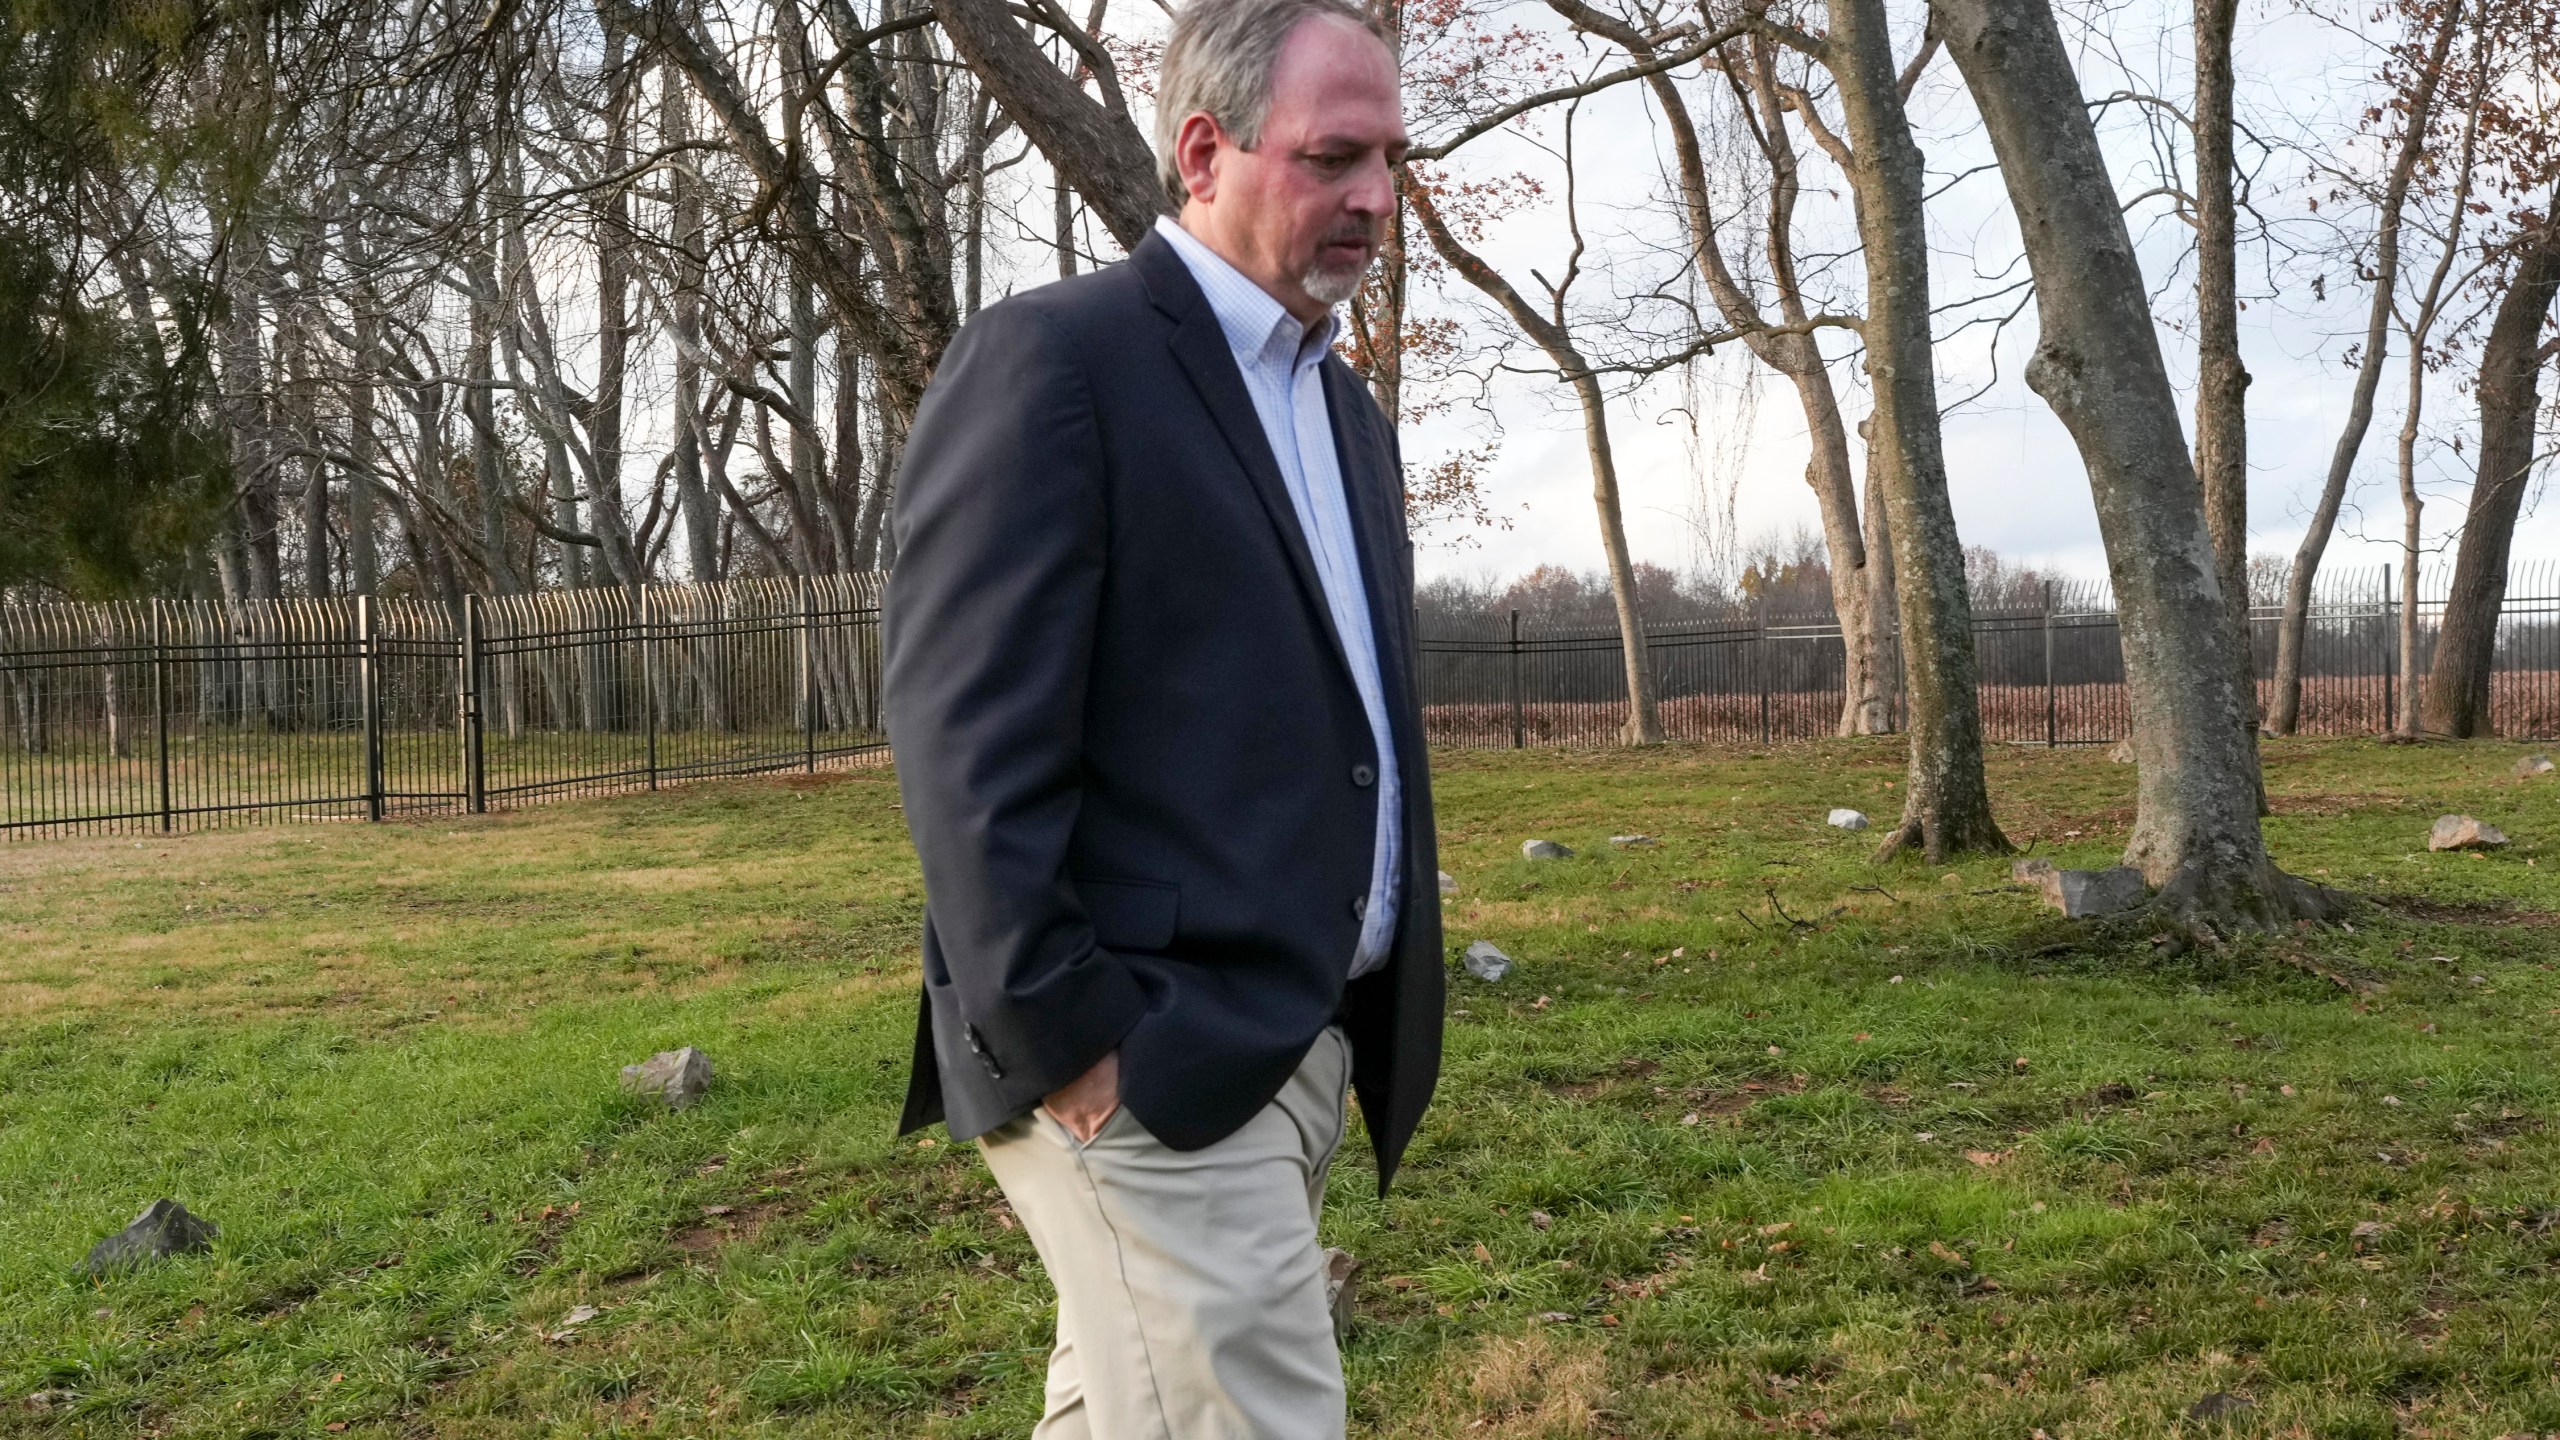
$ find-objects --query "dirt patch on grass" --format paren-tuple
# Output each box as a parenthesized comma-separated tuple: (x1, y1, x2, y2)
(1425, 1330, 1614, 1438)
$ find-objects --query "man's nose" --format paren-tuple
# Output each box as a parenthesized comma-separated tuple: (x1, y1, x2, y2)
(1345, 152, 1395, 219)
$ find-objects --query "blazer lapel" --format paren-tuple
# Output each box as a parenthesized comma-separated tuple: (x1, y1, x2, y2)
(1136, 234, 1355, 683)
(1323, 359, 1424, 751)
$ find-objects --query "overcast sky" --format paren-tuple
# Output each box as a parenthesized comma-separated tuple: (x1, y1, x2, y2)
(1281, 0, 2560, 593)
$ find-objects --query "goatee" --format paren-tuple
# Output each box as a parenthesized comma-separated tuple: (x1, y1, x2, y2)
(1301, 258, 1369, 308)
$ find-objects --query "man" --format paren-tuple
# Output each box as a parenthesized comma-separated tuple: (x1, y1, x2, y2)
(882, 0, 1439, 1434)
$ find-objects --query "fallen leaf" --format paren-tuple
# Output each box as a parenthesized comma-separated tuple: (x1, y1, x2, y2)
(1530, 1210, 1554, 1231)
(1853, 1032, 1872, 1043)
(1928, 1240, 1968, 1267)
(1532, 995, 1552, 1011)
(1965, 1150, 2006, 1167)
(1473, 1242, 1494, 1264)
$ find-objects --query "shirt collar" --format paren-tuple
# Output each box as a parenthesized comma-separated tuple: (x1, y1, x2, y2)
(1154, 215, 1337, 371)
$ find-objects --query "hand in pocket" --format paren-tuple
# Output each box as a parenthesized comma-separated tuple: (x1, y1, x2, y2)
(1041, 1049, 1120, 1142)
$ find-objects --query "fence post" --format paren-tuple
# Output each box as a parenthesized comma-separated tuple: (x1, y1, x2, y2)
(641, 584, 660, 790)
(2043, 581, 2058, 748)
(2381, 564, 2395, 735)
(801, 574, 818, 772)
(1757, 598, 1772, 745)
(460, 594, 486, 814)
(1507, 608, 1525, 749)
(359, 596, 384, 822)
(152, 600, 172, 833)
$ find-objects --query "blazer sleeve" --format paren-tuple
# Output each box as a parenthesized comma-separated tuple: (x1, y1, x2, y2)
(882, 301, 1149, 1101)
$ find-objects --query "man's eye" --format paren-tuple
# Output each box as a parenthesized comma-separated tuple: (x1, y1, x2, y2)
(1310, 153, 1354, 172)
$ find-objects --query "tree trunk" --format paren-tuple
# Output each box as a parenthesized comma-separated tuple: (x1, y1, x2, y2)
(663, 62, 722, 584)
(2420, 217, 2560, 737)
(928, 0, 1163, 247)
(2394, 340, 2426, 737)
(2191, 0, 2264, 801)
(1822, 0, 2006, 860)
(1932, 0, 2336, 926)
(2268, 0, 2463, 733)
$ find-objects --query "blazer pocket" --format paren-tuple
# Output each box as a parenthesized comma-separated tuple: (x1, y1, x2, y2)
(1074, 876, 1180, 952)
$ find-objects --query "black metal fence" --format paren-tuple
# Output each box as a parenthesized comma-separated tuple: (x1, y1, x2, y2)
(1420, 564, 2560, 747)
(15, 562, 2560, 838)
(0, 575, 887, 838)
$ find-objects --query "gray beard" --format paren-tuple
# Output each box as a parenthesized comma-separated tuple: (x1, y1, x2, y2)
(1301, 258, 1369, 308)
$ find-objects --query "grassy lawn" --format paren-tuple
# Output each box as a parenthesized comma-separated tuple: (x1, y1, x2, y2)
(8, 737, 2560, 1437)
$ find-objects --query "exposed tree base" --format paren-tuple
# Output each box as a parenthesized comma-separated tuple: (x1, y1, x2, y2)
(1871, 807, 2012, 865)
(2135, 858, 2349, 949)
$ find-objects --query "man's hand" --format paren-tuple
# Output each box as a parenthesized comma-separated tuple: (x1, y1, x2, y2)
(1042, 1050, 1121, 1143)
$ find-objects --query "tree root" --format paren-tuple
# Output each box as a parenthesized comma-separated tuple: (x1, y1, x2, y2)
(1870, 808, 2013, 866)
(2127, 859, 2350, 952)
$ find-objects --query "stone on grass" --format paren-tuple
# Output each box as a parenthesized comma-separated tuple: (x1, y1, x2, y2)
(1826, 809, 1870, 831)
(2516, 754, 2556, 778)
(1462, 940, 1513, 983)
(2109, 736, 2136, 764)
(2187, 1391, 2253, 1423)
(1521, 839, 1574, 861)
(81, 1199, 217, 1276)
(2031, 866, 2149, 919)
(2428, 815, 2508, 852)
(620, 1046, 715, 1110)
(1438, 870, 1459, 896)
(1608, 834, 1657, 848)
(1323, 1247, 1359, 1344)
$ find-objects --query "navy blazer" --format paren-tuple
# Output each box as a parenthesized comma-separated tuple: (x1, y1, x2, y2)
(883, 229, 1445, 1187)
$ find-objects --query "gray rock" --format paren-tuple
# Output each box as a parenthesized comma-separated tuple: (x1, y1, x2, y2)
(1826, 808, 1870, 831)
(2109, 736, 2136, 764)
(2031, 866, 2149, 918)
(1521, 839, 1574, 861)
(80, 1199, 216, 1275)
(1608, 834, 1657, 847)
(1322, 1246, 1359, 1344)
(2010, 857, 2058, 884)
(1461, 940, 1513, 983)
(2429, 815, 2509, 852)
(620, 1046, 715, 1110)
(2517, 754, 2556, 778)
(2187, 1391, 2254, 1423)
(1438, 870, 1459, 896)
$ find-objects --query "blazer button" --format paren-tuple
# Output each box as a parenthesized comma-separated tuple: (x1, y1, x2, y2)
(1352, 895, 1368, 921)
(965, 1024, 1005, 1080)
(1351, 764, 1376, 787)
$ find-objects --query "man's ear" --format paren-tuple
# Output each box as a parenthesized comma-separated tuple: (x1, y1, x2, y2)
(1174, 112, 1223, 204)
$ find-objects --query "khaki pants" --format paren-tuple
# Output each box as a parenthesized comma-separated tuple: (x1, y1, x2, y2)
(978, 1027, 1354, 1440)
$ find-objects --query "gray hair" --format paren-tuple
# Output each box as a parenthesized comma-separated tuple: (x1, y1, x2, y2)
(1152, 0, 1393, 206)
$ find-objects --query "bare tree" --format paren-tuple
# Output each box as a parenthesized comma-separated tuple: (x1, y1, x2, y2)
(2421, 207, 2560, 734)
(2268, 0, 2465, 734)
(1932, 0, 2338, 926)
(1405, 137, 1668, 744)
(1757, 0, 2006, 859)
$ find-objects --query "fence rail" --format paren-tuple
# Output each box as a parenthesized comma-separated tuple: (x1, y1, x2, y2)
(1419, 563, 2560, 748)
(1, 575, 886, 839)
(14, 562, 2560, 839)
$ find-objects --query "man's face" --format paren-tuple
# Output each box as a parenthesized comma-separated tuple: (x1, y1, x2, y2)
(1176, 16, 1407, 323)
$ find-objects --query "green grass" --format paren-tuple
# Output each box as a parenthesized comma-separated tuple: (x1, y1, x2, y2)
(7, 737, 2560, 1436)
